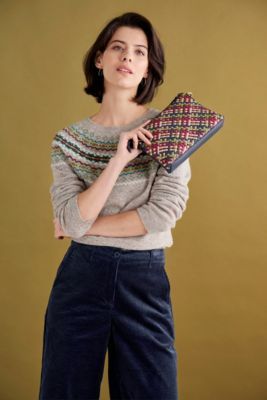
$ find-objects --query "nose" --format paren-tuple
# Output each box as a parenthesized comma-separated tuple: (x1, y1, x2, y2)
(121, 50, 132, 62)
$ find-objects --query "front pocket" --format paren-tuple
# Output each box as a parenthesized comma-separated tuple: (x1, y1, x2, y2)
(53, 245, 76, 283)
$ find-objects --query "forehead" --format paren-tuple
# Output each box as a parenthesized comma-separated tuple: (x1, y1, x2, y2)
(109, 26, 148, 47)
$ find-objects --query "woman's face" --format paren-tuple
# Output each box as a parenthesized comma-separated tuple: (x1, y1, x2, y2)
(96, 26, 149, 93)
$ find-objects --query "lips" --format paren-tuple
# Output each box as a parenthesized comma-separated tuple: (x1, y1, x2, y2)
(117, 66, 133, 74)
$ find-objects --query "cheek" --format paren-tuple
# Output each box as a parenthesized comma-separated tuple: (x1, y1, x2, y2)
(134, 63, 148, 76)
(137, 58, 149, 69)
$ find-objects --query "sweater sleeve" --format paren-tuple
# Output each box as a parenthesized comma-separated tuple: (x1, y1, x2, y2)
(136, 158, 192, 234)
(49, 134, 96, 239)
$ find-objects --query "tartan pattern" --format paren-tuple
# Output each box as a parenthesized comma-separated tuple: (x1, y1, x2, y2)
(139, 92, 224, 172)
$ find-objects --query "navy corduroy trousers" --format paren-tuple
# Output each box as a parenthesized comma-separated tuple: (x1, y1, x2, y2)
(38, 240, 178, 399)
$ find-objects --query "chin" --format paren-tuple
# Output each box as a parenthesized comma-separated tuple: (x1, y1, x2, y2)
(116, 82, 138, 90)
(105, 78, 139, 92)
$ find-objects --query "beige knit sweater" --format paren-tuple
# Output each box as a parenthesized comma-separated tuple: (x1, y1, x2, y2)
(49, 107, 192, 250)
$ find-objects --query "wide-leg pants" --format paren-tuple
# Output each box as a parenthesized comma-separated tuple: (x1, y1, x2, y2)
(38, 240, 178, 399)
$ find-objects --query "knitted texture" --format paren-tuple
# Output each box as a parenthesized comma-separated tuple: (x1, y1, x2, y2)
(138, 92, 224, 172)
(49, 108, 192, 250)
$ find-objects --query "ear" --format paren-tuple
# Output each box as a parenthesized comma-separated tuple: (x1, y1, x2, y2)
(95, 51, 103, 69)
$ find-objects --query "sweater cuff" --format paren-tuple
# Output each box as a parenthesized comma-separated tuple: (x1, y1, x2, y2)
(136, 206, 164, 234)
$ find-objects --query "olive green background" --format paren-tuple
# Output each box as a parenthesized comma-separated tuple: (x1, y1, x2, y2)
(1, 1, 266, 399)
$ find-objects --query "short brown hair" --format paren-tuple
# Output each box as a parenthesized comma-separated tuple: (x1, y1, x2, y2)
(82, 12, 165, 104)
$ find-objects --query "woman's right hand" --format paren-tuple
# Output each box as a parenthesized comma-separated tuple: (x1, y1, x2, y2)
(113, 120, 153, 166)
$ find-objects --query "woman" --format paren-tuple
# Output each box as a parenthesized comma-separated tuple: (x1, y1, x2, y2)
(39, 11, 191, 400)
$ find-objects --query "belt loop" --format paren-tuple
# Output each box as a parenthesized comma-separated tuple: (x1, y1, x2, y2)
(148, 250, 152, 268)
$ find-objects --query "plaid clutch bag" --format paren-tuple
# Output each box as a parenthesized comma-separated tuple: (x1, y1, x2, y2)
(127, 92, 224, 173)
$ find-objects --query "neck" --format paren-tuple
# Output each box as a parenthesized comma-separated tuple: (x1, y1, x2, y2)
(90, 90, 149, 127)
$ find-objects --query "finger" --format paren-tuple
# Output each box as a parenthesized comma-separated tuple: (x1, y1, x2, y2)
(133, 133, 138, 149)
(139, 127, 153, 138)
(136, 120, 150, 131)
(141, 119, 151, 127)
(137, 129, 152, 145)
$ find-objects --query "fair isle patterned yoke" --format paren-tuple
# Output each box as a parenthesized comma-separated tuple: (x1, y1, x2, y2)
(49, 107, 192, 250)
(51, 122, 160, 186)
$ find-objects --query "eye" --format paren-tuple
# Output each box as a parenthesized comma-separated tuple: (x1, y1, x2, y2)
(112, 45, 145, 56)
(136, 49, 145, 56)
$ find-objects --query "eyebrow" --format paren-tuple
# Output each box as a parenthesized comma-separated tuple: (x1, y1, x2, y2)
(109, 39, 148, 50)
